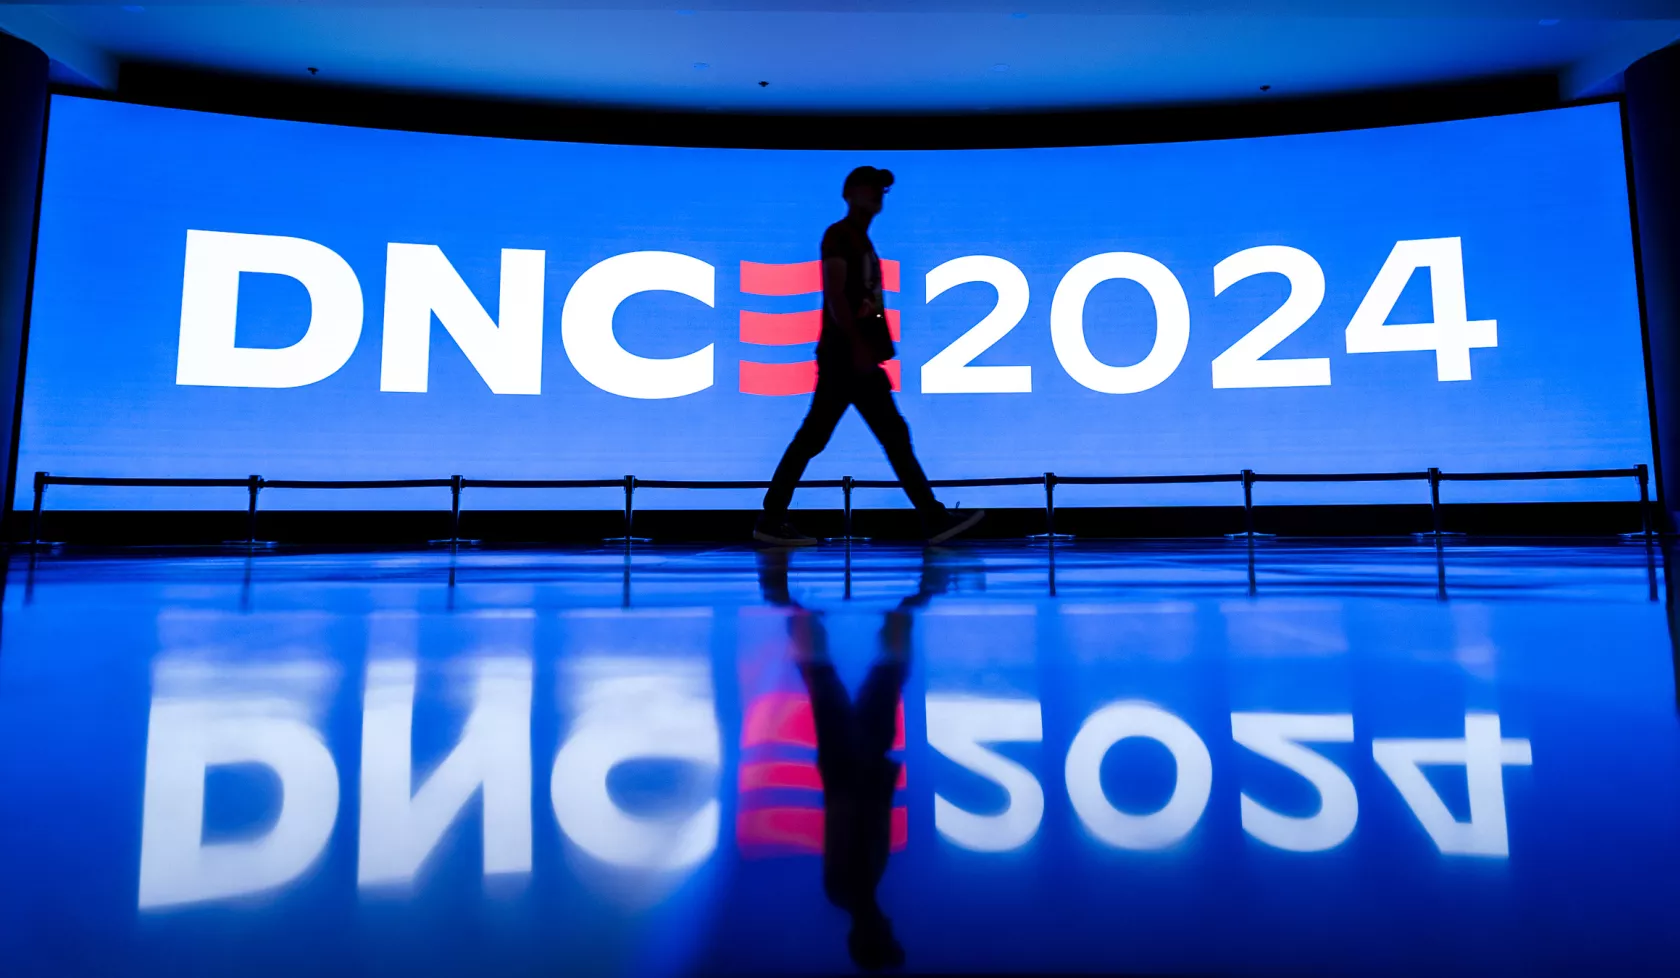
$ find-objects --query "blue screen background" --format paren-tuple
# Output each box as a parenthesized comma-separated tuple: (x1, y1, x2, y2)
(16, 97, 1653, 510)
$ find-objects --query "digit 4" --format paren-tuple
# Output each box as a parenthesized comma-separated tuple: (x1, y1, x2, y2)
(1344, 237, 1496, 381)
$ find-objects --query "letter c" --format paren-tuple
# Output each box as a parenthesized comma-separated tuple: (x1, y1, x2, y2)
(550, 670, 721, 871)
(560, 251, 715, 399)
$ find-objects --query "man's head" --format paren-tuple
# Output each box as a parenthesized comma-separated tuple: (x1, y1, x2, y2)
(842, 165, 893, 216)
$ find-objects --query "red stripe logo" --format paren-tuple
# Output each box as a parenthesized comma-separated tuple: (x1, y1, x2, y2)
(736, 690, 908, 856)
(740, 310, 822, 346)
(740, 309, 900, 347)
(736, 807, 909, 855)
(735, 360, 903, 396)
(740, 259, 900, 296)
(740, 259, 822, 297)
(739, 759, 907, 793)
(738, 360, 818, 398)
(738, 259, 902, 396)
(743, 692, 906, 750)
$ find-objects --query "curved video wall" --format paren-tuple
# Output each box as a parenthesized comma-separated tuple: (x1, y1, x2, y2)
(14, 96, 1652, 509)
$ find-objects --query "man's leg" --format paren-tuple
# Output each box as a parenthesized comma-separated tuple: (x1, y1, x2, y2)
(849, 368, 942, 515)
(852, 655, 906, 904)
(762, 373, 850, 515)
(844, 638, 909, 971)
(797, 657, 860, 911)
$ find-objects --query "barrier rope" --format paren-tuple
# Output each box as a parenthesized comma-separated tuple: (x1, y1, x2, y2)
(26, 463, 1653, 547)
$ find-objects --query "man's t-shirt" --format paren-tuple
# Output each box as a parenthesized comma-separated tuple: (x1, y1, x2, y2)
(816, 219, 885, 367)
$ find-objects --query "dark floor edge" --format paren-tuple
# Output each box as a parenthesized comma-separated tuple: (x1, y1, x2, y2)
(4, 500, 1663, 547)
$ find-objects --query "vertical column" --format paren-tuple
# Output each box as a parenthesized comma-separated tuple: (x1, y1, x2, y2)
(1626, 45, 1680, 531)
(0, 34, 48, 523)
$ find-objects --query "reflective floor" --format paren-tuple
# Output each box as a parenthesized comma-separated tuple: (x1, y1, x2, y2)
(1, 540, 1676, 976)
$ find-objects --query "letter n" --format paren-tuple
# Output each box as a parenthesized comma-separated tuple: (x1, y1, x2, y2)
(379, 244, 545, 394)
(357, 658, 533, 887)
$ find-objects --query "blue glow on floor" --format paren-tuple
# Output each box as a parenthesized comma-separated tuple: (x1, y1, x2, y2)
(0, 541, 1675, 976)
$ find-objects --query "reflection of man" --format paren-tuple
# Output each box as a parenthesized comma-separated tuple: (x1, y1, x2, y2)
(756, 548, 955, 971)
(754, 166, 984, 548)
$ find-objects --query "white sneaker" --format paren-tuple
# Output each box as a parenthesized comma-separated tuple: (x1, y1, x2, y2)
(926, 507, 985, 545)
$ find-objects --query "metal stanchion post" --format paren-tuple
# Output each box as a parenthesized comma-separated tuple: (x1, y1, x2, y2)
(1225, 469, 1274, 540)
(225, 476, 275, 549)
(451, 474, 463, 543)
(1242, 469, 1255, 537)
(1046, 473, 1056, 539)
(605, 475, 650, 544)
(246, 475, 261, 546)
(1430, 467, 1442, 535)
(429, 475, 479, 547)
(1028, 472, 1073, 541)
(30, 471, 46, 549)
(1641, 464, 1653, 539)
(1624, 463, 1656, 540)
(1413, 468, 1463, 540)
(829, 475, 869, 543)
(1045, 473, 1055, 537)
(844, 476, 853, 540)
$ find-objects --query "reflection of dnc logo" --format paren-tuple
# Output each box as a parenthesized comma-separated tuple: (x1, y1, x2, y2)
(170, 230, 901, 400)
(735, 690, 908, 857)
(737, 260, 902, 396)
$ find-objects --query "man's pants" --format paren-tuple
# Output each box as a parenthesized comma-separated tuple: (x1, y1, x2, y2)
(762, 364, 940, 515)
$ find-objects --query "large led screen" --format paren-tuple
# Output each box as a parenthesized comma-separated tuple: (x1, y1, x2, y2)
(15, 96, 1652, 510)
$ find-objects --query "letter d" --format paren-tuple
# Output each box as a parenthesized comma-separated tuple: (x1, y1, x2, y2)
(138, 699, 340, 909)
(176, 230, 364, 388)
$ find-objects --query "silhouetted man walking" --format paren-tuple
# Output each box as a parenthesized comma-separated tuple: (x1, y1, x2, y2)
(754, 166, 984, 546)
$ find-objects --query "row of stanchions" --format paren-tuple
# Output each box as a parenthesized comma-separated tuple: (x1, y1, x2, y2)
(25, 464, 1655, 548)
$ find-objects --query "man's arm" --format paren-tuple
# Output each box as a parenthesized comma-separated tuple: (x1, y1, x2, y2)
(824, 256, 876, 371)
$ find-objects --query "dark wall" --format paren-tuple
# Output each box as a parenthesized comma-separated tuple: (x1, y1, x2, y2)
(0, 34, 48, 519)
(1626, 45, 1680, 529)
(113, 63, 1561, 150)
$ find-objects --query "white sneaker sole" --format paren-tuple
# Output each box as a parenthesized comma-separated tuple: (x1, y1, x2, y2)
(927, 509, 985, 545)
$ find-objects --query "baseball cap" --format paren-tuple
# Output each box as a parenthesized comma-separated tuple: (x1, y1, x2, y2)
(842, 165, 895, 196)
